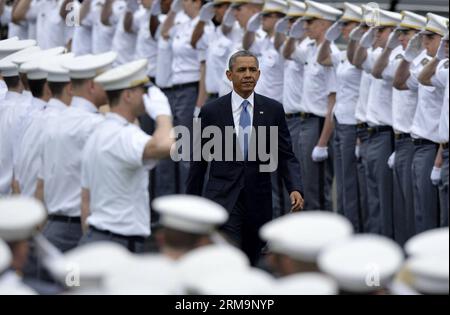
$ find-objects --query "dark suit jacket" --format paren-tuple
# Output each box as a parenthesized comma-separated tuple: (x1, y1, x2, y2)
(186, 92, 303, 215)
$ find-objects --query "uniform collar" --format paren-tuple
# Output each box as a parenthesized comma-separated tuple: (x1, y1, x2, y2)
(47, 98, 68, 111)
(105, 112, 130, 126)
(32, 97, 47, 110)
(71, 96, 98, 113)
(5, 91, 22, 101)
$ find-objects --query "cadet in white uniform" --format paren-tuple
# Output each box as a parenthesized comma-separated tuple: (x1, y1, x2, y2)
(79, 59, 174, 253)
(370, 11, 427, 244)
(152, 194, 228, 260)
(260, 211, 353, 277)
(71, 0, 94, 56)
(243, 0, 287, 103)
(0, 197, 49, 295)
(13, 47, 65, 197)
(283, 0, 341, 211)
(93, 0, 125, 54)
(317, 3, 363, 232)
(415, 32, 449, 227)
(393, 13, 448, 234)
(160, 0, 203, 194)
(13, 0, 75, 49)
(35, 52, 116, 253)
(353, 10, 402, 238)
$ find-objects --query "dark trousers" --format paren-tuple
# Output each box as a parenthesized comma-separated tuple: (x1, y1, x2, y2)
(393, 136, 415, 245)
(356, 127, 370, 232)
(78, 227, 147, 253)
(221, 189, 272, 266)
(440, 147, 449, 227)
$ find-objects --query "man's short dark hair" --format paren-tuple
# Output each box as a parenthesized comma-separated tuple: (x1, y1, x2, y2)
(105, 89, 125, 107)
(3, 76, 21, 89)
(228, 50, 259, 71)
(160, 227, 209, 251)
(28, 79, 47, 98)
(71, 78, 90, 89)
(48, 82, 69, 98)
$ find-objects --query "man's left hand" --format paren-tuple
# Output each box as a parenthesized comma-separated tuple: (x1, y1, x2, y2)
(290, 191, 304, 212)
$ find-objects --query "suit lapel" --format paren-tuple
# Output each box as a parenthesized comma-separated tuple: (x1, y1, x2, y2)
(221, 93, 235, 129)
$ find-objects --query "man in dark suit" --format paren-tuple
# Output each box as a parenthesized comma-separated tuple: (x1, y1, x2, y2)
(186, 50, 304, 264)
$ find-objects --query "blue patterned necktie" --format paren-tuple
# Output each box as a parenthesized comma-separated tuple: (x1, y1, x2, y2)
(239, 100, 251, 160)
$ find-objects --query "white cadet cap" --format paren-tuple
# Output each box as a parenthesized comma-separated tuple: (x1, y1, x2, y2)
(396, 11, 427, 31)
(63, 52, 117, 79)
(274, 273, 338, 295)
(0, 46, 41, 77)
(0, 239, 12, 273)
(420, 13, 449, 36)
(0, 197, 46, 242)
(177, 244, 250, 293)
(404, 227, 449, 257)
(50, 242, 131, 290)
(374, 9, 402, 28)
(260, 211, 353, 262)
(231, 0, 264, 7)
(19, 47, 66, 78)
(0, 39, 36, 60)
(287, 1, 306, 17)
(152, 195, 229, 234)
(94, 59, 150, 91)
(404, 253, 449, 294)
(318, 235, 404, 293)
(339, 2, 363, 23)
(104, 254, 178, 295)
(40, 53, 76, 83)
(302, 0, 343, 21)
(262, 0, 288, 15)
(190, 268, 275, 295)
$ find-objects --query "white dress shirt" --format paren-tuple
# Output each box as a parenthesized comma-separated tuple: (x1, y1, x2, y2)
(15, 98, 66, 197)
(231, 90, 254, 137)
(431, 59, 449, 143)
(81, 113, 158, 237)
(332, 50, 362, 125)
(38, 97, 103, 217)
(134, 8, 158, 78)
(408, 52, 445, 143)
(293, 40, 338, 117)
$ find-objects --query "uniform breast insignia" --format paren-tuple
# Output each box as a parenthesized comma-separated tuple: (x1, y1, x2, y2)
(421, 58, 429, 66)
(444, 60, 449, 69)
(395, 54, 403, 60)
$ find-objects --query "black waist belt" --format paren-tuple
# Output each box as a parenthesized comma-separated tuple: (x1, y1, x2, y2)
(171, 81, 199, 90)
(443, 142, 449, 149)
(89, 226, 146, 243)
(48, 215, 81, 224)
(412, 138, 438, 146)
(356, 122, 368, 130)
(395, 133, 411, 140)
(367, 125, 392, 136)
(285, 112, 320, 119)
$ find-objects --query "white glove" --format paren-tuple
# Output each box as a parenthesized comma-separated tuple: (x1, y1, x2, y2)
(403, 33, 423, 62)
(126, 0, 139, 12)
(222, 6, 235, 27)
(246, 13, 262, 32)
(350, 24, 366, 41)
(387, 152, 396, 169)
(325, 21, 342, 42)
(150, 0, 161, 16)
(430, 167, 442, 186)
(143, 86, 172, 120)
(275, 17, 290, 34)
(355, 144, 361, 159)
(170, 0, 183, 13)
(436, 36, 447, 60)
(289, 19, 305, 39)
(359, 27, 376, 49)
(311, 146, 328, 162)
(199, 2, 215, 22)
(193, 106, 201, 118)
(387, 30, 401, 49)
